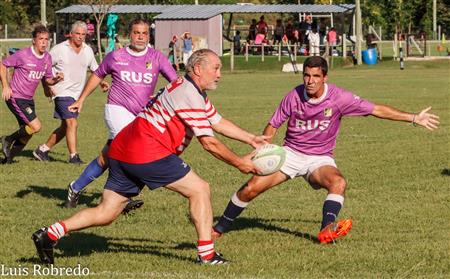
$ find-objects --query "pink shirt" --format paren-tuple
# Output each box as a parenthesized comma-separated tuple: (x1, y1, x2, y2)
(269, 84, 375, 156)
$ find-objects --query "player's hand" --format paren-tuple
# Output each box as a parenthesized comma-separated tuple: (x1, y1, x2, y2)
(2, 86, 13, 101)
(100, 81, 110, 92)
(237, 152, 260, 174)
(68, 100, 83, 113)
(414, 107, 440, 131)
(249, 135, 270, 149)
(43, 85, 55, 98)
(54, 72, 64, 82)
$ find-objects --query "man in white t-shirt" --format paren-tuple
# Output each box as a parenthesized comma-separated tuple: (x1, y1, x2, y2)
(33, 21, 108, 164)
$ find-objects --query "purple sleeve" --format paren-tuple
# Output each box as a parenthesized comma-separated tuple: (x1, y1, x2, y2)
(94, 52, 113, 78)
(268, 90, 295, 128)
(2, 53, 20, 68)
(337, 90, 375, 116)
(45, 55, 54, 79)
(158, 52, 177, 82)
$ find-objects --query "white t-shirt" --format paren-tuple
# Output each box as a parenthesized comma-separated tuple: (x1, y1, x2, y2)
(50, 40, 98, 100)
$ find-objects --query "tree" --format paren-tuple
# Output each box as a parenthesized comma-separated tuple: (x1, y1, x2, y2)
(79, 0, 119, 59)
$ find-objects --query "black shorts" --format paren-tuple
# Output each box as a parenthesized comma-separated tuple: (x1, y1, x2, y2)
(54, 97, 78, 120)
(105, 154, 191, 198)
(6, 98, 36, 125)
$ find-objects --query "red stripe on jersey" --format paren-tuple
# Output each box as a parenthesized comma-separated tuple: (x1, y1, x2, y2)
(183, 117, 209, 121)
(176, 108, 207, 113)
(190, 125, 212, 129)
(205, 105, 214, 113)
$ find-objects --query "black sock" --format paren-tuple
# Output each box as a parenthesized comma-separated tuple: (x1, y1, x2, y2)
(8, 134, 32, 161)
(6, 126, 30, 143)
(213, 192, 249, 233)
(321, 194, 344, 230)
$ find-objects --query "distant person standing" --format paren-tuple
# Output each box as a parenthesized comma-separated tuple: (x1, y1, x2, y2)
(0, 25, 64, 164)
(168, 35, 179, 71)
(33, 21, 108, 164)
(327, 27, 337, 55)
(256, 15, 268, 36)
(247, 19, 257, 42)
(273, 19, 285, 45)
(181, 31, 193, 66)
(309, 28, 320, 56)
(86, 19, 95, 43)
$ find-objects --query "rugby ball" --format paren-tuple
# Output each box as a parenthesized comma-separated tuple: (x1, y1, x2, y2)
(252, 144, 286, 176)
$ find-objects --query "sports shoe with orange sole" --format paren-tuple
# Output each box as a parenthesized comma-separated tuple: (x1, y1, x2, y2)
(317, 219, 353, 244)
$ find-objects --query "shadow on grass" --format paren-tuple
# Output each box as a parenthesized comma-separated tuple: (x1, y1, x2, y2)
(441, 169, 450, 176)
(19, 232, 194, 264)
(19, 150, 67, 163)
(214, 216, 320, 243)
(15, 185, 101, 207)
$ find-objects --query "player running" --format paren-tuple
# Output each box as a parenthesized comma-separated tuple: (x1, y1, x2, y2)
(63, 18, 177, 211)
(213, 56, 440, 244)
(32, 49, 267, 265)
(1, 25, 64, 164)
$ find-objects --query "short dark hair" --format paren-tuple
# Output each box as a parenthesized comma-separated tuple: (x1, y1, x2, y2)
(32, 25, 49, 38)
(128, 18, 150, 34)
(303, 56, 328, 76)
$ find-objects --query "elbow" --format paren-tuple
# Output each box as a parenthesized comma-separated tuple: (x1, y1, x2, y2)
(198, 136, 217, 153)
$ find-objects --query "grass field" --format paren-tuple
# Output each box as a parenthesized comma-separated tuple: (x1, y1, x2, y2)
(0, 59, 449, 278)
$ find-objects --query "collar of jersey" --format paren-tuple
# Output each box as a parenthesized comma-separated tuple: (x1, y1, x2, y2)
(30, 46, 45, 59)
(184, 74, 207, 99)
(126, 46, 148, 57)
(303, 83, 328, 104)
(63, 39, 87, 50)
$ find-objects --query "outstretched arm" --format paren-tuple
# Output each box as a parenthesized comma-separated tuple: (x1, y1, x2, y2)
(212, 118, 269, 148)
(68, 74, 104, 113)
(197, 135, 257, 174)
(371, 104, 440, 131)
(262, 124, 278, 143)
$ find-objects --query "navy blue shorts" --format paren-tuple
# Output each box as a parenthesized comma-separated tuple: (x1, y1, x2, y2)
(105, 154, 191, 197)
(6, 98, 36, 125)
(54, 97, 78, 120)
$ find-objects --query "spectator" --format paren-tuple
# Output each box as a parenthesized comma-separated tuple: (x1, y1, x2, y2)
(308, 28, 320, 56)
(181, 31, 193, 66)
(233, 30, 241, 54)
(273, 19, 284, 45)
(247, 19, 257, 42)
(86, 19, 95, 43)
(327, 27, 337, 55)
(168, 35, 179, 71)
(285, 19, 295, 44)
(256, 16, 268, 35)
(150, 21, 156, 47)
(114, 35, 123, 50)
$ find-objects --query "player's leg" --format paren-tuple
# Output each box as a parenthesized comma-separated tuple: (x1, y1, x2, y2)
(308, 165, 352, 243)
(65, 145, 108, 208)
(32, 189, 129, 264)
(34, 120, 66, 162)
(213, 171, 289, 236)
(2, 98, 39, 163)
(65, 104, 134, 207)
(166, 169, 227, 264)
(65, 118, 83, 164)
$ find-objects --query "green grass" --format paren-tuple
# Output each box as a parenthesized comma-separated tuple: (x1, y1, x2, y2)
(0, 60, 449, 278)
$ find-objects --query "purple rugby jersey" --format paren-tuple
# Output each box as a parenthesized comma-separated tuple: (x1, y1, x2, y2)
(269, 83, 375, 156)
(2, 47, 53, 100)
(94, 47, 177, 115)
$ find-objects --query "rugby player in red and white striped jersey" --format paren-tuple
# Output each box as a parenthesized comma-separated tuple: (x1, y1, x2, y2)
(32, 49, 268, 265)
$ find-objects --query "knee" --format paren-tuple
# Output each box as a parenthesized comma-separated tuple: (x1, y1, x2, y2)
(28, 123, 41, 134)
(327, 176, 347, 195)
(238, 184, 260, 202)
(65, 118, 78, 128)
(190, 181, 211, 200)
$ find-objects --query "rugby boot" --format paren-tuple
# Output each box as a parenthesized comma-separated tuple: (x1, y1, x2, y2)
(32, 227, 57, 264)
(196, 252, 228, 265)
(68, 154, 84, 164)
(1, 136, 13, 162)
(318, 219, 353, 244)
(64, 182, 81, 208)
(122, 199, 144, 215)
(33, 146, 50, 162)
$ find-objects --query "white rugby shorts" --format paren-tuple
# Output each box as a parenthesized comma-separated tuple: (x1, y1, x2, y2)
(280, 146, 337, 190)
(104, 104, 136, 139)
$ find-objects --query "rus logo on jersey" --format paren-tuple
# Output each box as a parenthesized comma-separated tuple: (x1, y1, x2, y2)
(295, 119, 331, 131)
(28, 70, 45, 80)
(324, 108, 332, 117)
(146, 62, 152, 70)
(120, 71, 153, 84)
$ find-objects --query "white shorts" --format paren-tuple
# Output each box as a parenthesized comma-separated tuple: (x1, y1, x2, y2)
(104, 104, 136, 139)
(280, 146, 337, 190)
